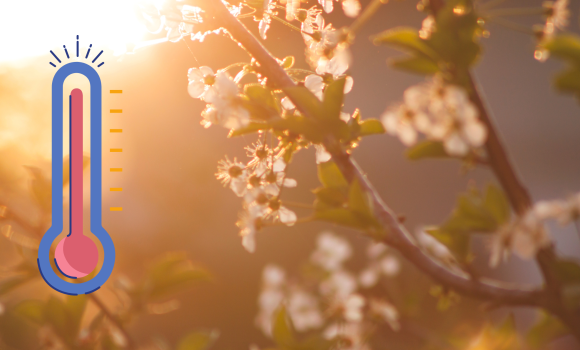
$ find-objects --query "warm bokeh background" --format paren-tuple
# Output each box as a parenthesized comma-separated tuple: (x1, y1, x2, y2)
(1, 0, 580, 348)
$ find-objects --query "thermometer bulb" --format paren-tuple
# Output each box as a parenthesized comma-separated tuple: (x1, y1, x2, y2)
(54, 88, 99, 278)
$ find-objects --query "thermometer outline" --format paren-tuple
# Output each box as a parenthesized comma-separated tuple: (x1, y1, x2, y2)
(38, 61, 115, 295)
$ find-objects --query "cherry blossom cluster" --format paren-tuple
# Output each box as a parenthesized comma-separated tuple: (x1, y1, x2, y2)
(257, 232, 401, 349)
(491, 191, 580, 267)
(381, 77, 488, 157)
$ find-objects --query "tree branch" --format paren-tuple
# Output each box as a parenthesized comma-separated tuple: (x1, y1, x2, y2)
(206, 0, 546, 308)
(207, 0, 580, 340)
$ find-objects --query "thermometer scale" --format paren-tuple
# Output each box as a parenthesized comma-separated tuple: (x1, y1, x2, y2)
(38, 36, 116, 295)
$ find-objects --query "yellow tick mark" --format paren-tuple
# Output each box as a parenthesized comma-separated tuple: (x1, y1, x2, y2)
(110, 168, 123, 172)
(110, 109, 123, 113)
(110, 188, 123, 192)
(110, 148, 123, 152)
(110, 129, 123, 133)
(110, 207, 123, 211)
(110, 90, 123, 93)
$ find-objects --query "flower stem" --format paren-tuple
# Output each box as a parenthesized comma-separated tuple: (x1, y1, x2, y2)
(271, 15, 302, 32)
(282, 201, 314, 210)
(488, 17, 535, 35)
(349, 0, 387, 37)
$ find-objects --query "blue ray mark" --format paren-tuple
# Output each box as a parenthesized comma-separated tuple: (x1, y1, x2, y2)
(85, 44, 92, 59)
(97, 62, 104, 67)
(63, 45, 70, 59)
(92, 50, 103, 63)
(50, 50, 61, 63)
(76, 35, 79, 57)
(50, 62, 56, 67)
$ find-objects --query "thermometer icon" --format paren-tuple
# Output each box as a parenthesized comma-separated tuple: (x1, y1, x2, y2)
(38, 37, 116, 295)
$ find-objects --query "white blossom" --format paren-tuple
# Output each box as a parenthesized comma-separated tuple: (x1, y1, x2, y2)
(263, 264, 286, 287)
(287, 290, 324, 331)
(319, 0, 333, 13)
(417, 230, 457, 268)
(311, 232, 352, 271)
(300, 7, 323, 34)
(370, 299, 400, 331)
(382, 78, 487, 156)
(187, 66, 216, 99)
(343, 294, 365, 322)
(285, 0, 301, 21)
(342, 0, 361, 18)
(216, 157, 248, 197)
(320, 270, 357, 298)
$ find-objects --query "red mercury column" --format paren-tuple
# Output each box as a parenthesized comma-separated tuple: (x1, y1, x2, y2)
(54, 88, 99, 278)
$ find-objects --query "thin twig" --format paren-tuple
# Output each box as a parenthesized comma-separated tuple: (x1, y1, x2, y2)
(488, 17, 535, 35)
(271, 15, 302, 32)
(88, 294, 137, 350)
(349, 0, 386, 37)
(282, 201, 314, 210)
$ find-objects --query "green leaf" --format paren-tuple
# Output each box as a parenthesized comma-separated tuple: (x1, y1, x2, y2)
(177, 330, 219, 350)
(484, 184, 511, 225)
(65, 295, 87, 336)
(282, 86, 323, 118)
(543, 34, 580, 64)
(317, 161, 348, 189)
(348, 179, 372, 216)
(272, 306, 295, 348)
(321, 77, 346, 121)
(14, 300, 45, 325)
(44, 297, 73, 341)
(553, 68, 580, 98)
(426, 2, 481, 69)
(390, 55, 440, 75)
(443, 189, 499, 233)
(548, 258, 580, 285)
(142, 252, 211, 300)
(313, 187, 347, 209)
(272, 115, 324, 143)
(315, 208, 372, 229)
(372, 27, 439, 60)
(466, 315, 519, 350)
(405, 140, 448, 160)
(243, 84, 280, 120)
(426, 227, 470, 262)
(281, 56, 295, 69)
(526, 312, 568, 349)
(358, 119, 385, 136)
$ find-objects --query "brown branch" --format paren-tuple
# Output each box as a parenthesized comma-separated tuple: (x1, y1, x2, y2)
(88, 294, 137, 350)
(207, 0, 580, 340)
(430, 0, 580, 339)
(206, 0, 546, 307)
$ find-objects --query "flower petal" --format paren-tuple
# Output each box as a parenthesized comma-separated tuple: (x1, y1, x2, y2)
(187, 81, 206, 99)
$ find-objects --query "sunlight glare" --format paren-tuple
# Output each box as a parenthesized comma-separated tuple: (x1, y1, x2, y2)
(0, 0, 147, 62)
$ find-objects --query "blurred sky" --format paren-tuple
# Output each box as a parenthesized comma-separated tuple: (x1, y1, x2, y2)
(0, 0, 580, 348)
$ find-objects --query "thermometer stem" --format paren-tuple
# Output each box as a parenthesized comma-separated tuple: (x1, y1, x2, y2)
(70, 88, 83, 237)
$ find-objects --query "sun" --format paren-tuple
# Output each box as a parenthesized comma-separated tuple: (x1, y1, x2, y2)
(0, 0, 149, 63)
